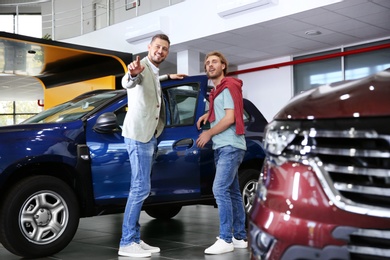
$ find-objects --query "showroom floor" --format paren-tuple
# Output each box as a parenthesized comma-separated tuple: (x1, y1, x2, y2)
(0, 205, 250, 260)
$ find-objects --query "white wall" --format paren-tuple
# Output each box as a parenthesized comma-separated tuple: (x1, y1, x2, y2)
(239, 56, 293, 122)
(51, 0, 342, 121)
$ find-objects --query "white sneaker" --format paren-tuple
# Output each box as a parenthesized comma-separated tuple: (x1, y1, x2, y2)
(118, 242, 151, 258)
(204, 237, 234, 255)
(232, 237, 248, 248)
(140, 240, 160, 253)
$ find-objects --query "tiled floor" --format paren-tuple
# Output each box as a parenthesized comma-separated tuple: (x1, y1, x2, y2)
(0, 205, 250, 260)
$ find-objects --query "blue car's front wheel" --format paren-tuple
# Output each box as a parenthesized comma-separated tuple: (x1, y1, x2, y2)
(0, 175, 80, 258)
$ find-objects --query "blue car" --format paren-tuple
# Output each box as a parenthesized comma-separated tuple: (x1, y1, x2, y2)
(0, 75, 266, 258)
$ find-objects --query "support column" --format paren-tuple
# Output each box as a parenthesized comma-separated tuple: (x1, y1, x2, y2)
(177, 50, 200, 75)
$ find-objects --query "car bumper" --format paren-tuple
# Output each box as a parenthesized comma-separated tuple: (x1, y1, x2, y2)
(249, 160, 390, 260)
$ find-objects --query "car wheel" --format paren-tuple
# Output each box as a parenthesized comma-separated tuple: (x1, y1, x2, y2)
(0, 175, 80, 258)
(239, 169, 260, 214)
(145, 205, 182, 220)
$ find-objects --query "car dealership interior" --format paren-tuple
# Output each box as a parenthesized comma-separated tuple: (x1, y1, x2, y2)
(0, 0, 390, 259)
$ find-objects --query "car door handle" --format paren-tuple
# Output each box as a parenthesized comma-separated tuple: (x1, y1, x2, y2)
(173, 138, 194, 149)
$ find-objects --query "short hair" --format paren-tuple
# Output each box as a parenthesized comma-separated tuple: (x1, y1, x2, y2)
(204, 51, 228, 76)
(151, 34, 170, 45)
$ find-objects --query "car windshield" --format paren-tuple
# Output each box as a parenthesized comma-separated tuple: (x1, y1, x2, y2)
(23, 92, 119, 124)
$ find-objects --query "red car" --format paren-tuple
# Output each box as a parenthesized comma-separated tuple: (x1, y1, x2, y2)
(249, 68, 390, 260)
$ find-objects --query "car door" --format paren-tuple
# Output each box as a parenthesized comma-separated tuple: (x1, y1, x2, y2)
(85, 95, 131, 204)
(85, 76, 215, 206)
(145, 79, 214, 203)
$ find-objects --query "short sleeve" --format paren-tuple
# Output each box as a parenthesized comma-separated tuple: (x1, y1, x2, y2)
(222, 88, 234, 110)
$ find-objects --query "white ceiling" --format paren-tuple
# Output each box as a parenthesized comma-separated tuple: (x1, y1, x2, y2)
(1, 0, 390, 101)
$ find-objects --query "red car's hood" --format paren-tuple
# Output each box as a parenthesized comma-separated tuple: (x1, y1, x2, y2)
(275, 68, 390, 120)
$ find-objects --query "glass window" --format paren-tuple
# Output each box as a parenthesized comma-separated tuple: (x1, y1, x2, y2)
(293, 49, 342, 95)
(15, 114, 33, 124)
(344, 39, 390, 80)
(0, 15, 14, 33)
(0, 14, 43, 126)
(114, 106, 127, 128)
(199, 89, 252, 131)
(293, 39, 390, 95)
(163, 84, 199, 126)
(15, 101, 42, 113)
(0, 101, 43, 126)
(0, 101, 13, 113)
(0, 115, 13, 126)
(23, 91, 119, 124)
(0, 14, 42, 38)
(17, 15, 42, 37)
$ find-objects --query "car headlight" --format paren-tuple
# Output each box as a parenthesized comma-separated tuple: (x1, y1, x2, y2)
(256, 230, 274, 252)
(250, 222, 275, 259)
(264, 121, 298, 156)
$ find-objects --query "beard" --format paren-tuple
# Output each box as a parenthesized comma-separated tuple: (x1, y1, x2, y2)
(149, 54, 165, 66)
(207, 70, 223, 79)
(153, 57, 165, 64)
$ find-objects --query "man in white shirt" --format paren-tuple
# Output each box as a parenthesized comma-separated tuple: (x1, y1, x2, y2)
(118, 34, 185, 258)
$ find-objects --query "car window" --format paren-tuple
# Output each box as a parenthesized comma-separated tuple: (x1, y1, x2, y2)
(244, 109, 250, 122)
(163, 83, 199, 126)
(113, 84, 200, 129)
(23, 92, 120, 124)
(201, 95, 250, 130)
(114, 106, 127, 128)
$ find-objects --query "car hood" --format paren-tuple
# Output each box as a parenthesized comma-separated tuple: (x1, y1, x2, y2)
(0, 121, 85, 154)
(274, 68, 390, 120)
(0, 122, 67, 134)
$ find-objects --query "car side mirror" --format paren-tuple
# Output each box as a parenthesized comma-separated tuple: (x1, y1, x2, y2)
(93, 112, 120, 133)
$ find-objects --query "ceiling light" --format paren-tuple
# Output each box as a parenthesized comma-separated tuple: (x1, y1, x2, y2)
(217, 0, 278, 18)
(305, 30, 322, 36)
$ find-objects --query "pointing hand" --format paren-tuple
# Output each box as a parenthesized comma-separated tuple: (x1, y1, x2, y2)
(128, 56, 144, 77)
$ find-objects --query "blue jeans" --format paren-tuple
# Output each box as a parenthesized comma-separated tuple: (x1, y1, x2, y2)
(213, 145, 246, 243)
(120, 137, 157, 247)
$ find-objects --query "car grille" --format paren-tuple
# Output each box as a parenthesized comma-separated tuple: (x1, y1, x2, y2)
(348, 229, 390, 259)
(282, 117, 390, 218)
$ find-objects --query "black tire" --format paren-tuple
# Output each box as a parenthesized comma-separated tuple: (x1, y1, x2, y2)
(145, 205, 182, 220)
(0, 175, 80, 258)
(238, 169, 260, 214)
